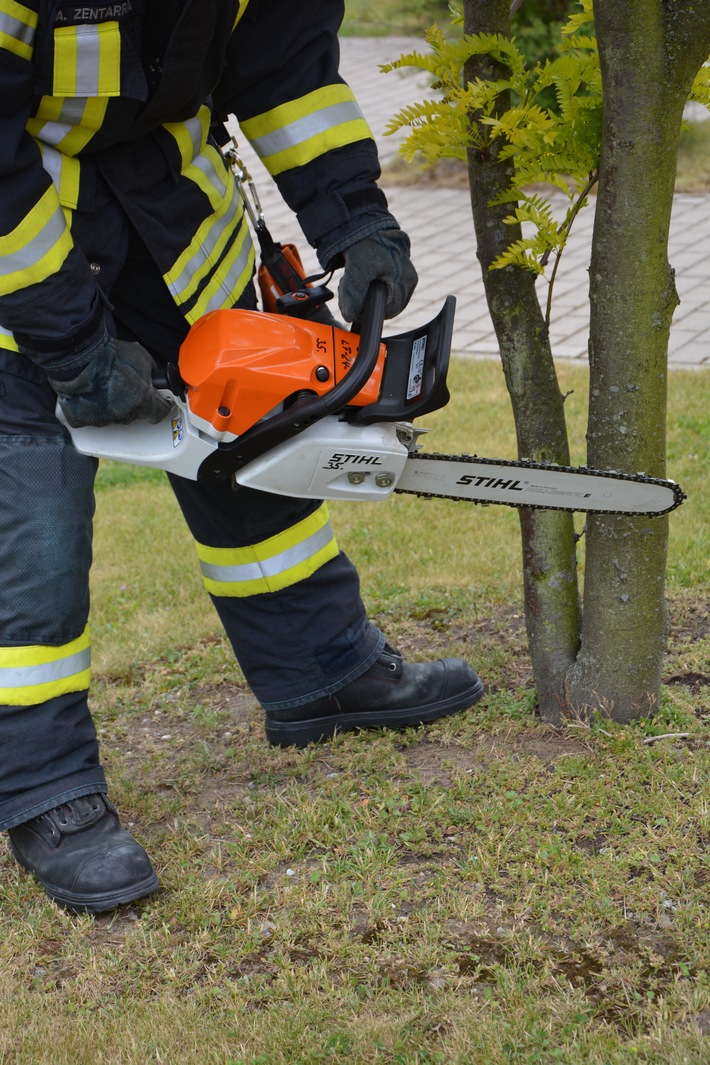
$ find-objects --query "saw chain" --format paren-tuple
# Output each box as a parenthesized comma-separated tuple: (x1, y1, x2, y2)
(396, 452, 686, 516)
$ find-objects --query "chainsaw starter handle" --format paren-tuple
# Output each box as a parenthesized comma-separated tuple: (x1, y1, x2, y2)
(196, 280, 388, 482)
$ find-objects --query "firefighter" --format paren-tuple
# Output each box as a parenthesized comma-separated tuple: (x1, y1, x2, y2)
(0, 0, 484, 913)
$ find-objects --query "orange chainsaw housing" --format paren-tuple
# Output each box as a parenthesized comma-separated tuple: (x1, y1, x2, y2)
(258, 242, 308, 314)
(177, 309, 386, 438)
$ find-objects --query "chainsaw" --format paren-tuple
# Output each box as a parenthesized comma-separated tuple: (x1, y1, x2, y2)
(62, 281, 685, 516)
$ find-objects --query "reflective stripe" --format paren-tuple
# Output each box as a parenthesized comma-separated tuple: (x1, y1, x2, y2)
(163, 140, 254, 319)
(53, 22, 122, 97)
(0, 629, 91, 706)
(233, 0, 250, 29)
(28, 96, 109, 155)
(189, 222, 254, 321)
(166, 193, 240, 303)
(0, 0, 37, 61)
(0, 185, 73, 295)
(0, 323, 19, 352)
(38, 143, 81, 209)
(163, 109, 211, 171)
(173, 210, 254, 323)
(241, 85, 373, 176)
(197, 504, 339, 597)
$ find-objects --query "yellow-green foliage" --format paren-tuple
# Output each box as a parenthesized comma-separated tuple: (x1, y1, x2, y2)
(690, 58, 710, 106)
(385, 1, 709, 274)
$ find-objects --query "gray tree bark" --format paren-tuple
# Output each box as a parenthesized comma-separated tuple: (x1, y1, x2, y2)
(463, 0, 580, 720)
(462, 0, 710, 722)
(564, 0, 710, 720)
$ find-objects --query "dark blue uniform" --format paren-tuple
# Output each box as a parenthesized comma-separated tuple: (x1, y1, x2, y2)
(0, 0, 398, 829)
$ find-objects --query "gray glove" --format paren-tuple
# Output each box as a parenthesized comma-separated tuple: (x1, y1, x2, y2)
(49, 333, 172, 429)
(338, 228, 418, 323)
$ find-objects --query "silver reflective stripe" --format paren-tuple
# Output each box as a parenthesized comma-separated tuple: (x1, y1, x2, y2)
(180, 115, 205, 167)
(250, 100, 365, 160)
(169, 198, 240, 301)
(0, 647, 91, 690)
(39, 143, 62, 188)
(200, 522, 336, 585)
(0, 9, 36, 49)
(199, 230, 253, 315)
(74, 26, 101, 96)
(0, 202, 66, 279)
(192, 150, 229, 198)
(33, 98, 88, 148)
(167, 151, 238, 302)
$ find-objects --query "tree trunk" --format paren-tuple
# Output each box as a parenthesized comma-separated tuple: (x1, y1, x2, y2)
(565, 1, 710, 721)
(463, 0, 580, 719)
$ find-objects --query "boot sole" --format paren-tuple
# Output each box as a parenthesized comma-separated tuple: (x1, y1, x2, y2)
(265, 676, 485, 748)
(9, 840, 160, 914)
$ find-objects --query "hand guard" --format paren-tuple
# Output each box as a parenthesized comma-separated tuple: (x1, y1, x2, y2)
(338, 228, 418, 323)
(49, 334, 172, 429)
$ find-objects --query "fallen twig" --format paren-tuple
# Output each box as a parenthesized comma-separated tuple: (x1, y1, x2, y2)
(642, 732, 691, 745)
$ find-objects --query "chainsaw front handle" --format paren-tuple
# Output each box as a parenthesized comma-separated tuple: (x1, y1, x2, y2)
(196, 280, 388, 482)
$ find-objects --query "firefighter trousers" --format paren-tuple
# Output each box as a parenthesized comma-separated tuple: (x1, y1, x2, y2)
(0, 232, 383, 831)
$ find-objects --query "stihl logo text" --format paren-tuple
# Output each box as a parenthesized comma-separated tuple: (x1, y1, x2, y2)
(456, 475, 523, 490)
(323, 453, 383, 470)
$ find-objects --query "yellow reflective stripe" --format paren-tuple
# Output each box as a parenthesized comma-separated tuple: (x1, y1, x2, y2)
(163, 108, 211, 171)
(164, 191, 239, 305)
(52, 25, 78, 95)
(196, 503, 339, 598)
(28, 97, 109, 155)
(177, 143, 231, 223)
(170, 210, 254, 322)
(0, 185, 73, 295)
(52, 22, 121, 97)
(163, 142, 253, 316)
(0, 629, 91, 706)
(26, 95, 66, 142)
(186, 221, 254, 322)
(0, 324, 19, 352)
(241, 85, 373, 176)
(163, 152, 236, 295)
(232, 0, 250, 29)
(38, 144, 81, 209)
(0, 0, 37, 60)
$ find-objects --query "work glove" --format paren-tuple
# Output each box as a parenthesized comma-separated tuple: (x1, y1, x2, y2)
(49, 332, 172, 429)
(338, 228, 418, 323)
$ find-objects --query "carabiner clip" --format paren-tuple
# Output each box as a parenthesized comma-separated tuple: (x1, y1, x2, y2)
(223, 136, 266, 233)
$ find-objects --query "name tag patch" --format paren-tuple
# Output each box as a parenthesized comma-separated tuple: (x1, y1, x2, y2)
(53, 2, 134, 26)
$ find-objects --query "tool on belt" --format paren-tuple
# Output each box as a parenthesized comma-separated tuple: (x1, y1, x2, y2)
(223, 138, 338, 324)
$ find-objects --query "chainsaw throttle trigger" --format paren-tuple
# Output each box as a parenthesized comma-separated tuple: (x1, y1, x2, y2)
(151, 361, 186, 400)
(275, 286, 334, 318)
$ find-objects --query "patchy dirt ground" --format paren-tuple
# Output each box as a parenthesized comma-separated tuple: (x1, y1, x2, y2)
(2, 593, 706, 1056)
(101, 590, 708, 790)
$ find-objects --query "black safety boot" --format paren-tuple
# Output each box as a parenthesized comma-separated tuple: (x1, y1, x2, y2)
(8, 794, 159, 914)
(265, 644, 484, 747)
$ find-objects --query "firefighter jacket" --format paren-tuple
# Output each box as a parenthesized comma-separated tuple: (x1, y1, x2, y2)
(0, 0, 394, 372)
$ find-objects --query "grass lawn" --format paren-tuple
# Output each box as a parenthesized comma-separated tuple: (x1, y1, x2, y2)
(340, 0, 450, 37)
(0, 358, 707, 1064)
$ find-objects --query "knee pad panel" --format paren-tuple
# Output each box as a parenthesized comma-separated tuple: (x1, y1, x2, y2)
(0, 438, 96, 644)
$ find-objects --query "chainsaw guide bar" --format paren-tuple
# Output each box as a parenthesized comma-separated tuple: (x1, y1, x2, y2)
(396, 452, 685, 516)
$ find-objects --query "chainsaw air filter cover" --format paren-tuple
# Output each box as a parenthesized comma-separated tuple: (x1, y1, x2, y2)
(178, 309, 386, 438)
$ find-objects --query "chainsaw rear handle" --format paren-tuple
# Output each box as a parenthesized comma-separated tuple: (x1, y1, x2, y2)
(196, 280, 388, 482)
